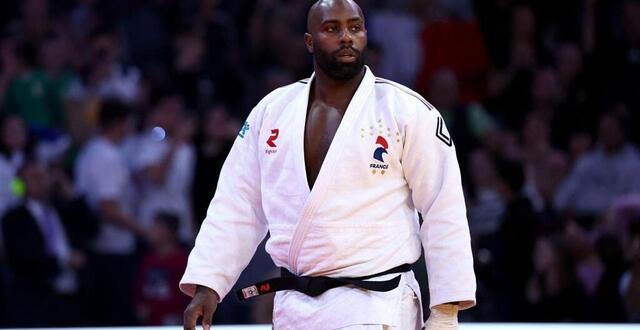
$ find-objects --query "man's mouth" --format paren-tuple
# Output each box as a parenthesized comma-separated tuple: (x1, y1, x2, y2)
(334, 48, 358, 62)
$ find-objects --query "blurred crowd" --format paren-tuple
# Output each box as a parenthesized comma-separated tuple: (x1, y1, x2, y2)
(0, 0, 639, 326)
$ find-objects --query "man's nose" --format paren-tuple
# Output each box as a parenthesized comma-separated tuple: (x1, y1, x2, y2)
(339, 28, 353, 45)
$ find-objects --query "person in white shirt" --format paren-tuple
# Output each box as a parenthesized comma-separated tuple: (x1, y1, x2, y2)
(182, 1, 476, 329)
(133, 91, 196, 244)
(555, 112, 640, 217)
(75, 100, 146, 325)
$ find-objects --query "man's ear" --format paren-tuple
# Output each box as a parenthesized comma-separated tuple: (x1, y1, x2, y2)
(304, 33, 313, 54)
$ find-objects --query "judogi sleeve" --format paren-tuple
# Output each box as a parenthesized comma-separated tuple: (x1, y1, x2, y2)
(401, 103, 476, 310)
(180, 107, 267, 301)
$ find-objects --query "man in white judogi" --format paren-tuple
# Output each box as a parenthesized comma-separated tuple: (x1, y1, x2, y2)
(181, 0, 476, 329)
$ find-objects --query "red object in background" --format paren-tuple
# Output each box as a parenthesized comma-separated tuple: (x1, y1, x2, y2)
(134, 248, 190, 325)
(415, 19, 490, 103)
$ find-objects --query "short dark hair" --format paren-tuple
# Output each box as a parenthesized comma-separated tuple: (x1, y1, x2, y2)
(98, 99, 130, 129)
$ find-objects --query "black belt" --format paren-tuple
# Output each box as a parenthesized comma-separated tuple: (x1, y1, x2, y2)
(236, 263, 413, 301)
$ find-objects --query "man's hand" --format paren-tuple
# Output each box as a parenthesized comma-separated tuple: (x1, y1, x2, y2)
(425, 303, 459, 330)
(184, 285, 220, 330)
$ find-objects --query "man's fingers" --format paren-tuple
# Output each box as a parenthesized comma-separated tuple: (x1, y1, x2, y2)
(202, 302, 216, 330)
(184, 304, 202, 330)
(185, 286, 219, 330)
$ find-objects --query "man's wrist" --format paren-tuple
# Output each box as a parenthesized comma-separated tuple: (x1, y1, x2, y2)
(196, 285, 221, 302)
(426, 303, 459, 329)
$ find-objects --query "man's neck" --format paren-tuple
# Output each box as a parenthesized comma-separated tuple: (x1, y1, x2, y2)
(312, 66, 365, 112)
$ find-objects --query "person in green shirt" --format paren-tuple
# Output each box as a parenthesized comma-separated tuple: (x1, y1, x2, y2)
(2, 41, 65, 133)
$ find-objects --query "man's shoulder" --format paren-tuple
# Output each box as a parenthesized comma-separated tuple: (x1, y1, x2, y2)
(373, 77, 435, 111)
(256, 79, 308, 109)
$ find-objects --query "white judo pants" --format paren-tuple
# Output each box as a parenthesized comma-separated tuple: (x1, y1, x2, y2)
(335, 282, 423, 330)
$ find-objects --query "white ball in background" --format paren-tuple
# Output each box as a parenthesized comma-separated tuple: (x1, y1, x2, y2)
(151, 126, 166, 141)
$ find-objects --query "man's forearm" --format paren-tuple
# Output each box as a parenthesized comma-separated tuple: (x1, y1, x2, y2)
(196, 285, 221, 302)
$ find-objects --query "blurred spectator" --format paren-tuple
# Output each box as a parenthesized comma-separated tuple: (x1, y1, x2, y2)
(192, 105, 237, 226)
(620, 214, 640, 321)
(132, 91, 196, 244)
(593, 234, 627, 321)
(484, 4, 540, 129)
(564, 219, 627, 321)
(608, 194, 640, 322)
(555, 112, 640, 217)
(248, 0, 310, 79)
(427, 68, 495, 161)
(620, 0, 640, 144)
(519, 113, 568, 217)
(253, 66, 296, 110)
(473, 0, 511, 70)
(466, 149, 505, 240)
(2, 159, 86, 326)
(38, 32, 78, 124)
(134, 212, 189, 325)
(0, 37, 18, 110)
(529, 68, 562, 125)
(66, 28, 141, 144)
(171, 28, 209, 110)
(0, 115, 30, 216)
(553, 42, 597, 147)
(122, 1, 172, 74)
(69, 0, 101, 40)
(415, 0, 490, 102)
(74, 99, 144, 325)
(194, 0, 251, 109)
(18, 0, 51, 45)
(2, 39, 66, 133)
(39, 32, 75, 98)
(525, 236, 586, 321)
(595, 0, 640, 145)
(367, 3, 422, 86)
(76, 28, 141, 103)
(494, 158, 536, 320)
(527, 66, 590, 153)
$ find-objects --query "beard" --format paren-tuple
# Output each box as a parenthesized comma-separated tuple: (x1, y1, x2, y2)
(314, 45, 366, 81)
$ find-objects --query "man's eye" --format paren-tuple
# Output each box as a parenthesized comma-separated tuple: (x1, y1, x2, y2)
(326, 26, 337, 32)
(350, 25, 361, 32)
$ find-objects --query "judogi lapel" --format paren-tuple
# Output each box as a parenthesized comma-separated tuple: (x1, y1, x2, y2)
(287, 68, 376, 274)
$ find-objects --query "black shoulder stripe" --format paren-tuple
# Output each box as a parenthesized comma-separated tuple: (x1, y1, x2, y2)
(298, 79, 309, 84)
(436, 116, 452, 147)
(374, 78, 434, 110)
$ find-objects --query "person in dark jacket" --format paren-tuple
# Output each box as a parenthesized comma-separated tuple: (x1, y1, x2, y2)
(1, 159, 86, 326)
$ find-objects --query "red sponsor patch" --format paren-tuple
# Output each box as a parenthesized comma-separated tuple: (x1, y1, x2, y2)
(266, 129, 279, 147)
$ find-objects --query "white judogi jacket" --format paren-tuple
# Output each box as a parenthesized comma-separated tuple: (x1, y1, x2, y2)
(180, 67, 476, 329)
